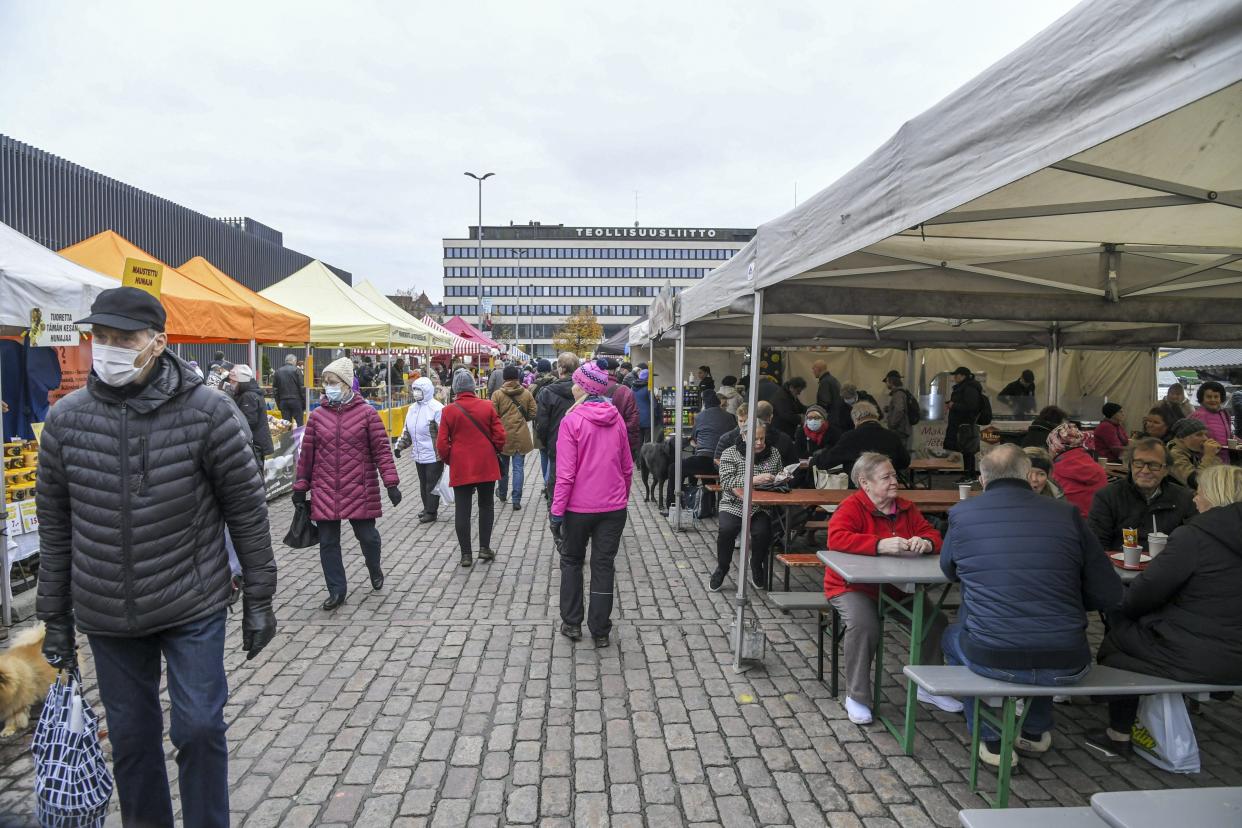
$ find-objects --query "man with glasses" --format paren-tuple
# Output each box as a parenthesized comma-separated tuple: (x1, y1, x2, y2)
(1088, 436, 1196, 551)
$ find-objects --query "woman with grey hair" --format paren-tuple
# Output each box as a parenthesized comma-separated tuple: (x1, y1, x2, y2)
(436, 369, 507, 567)
(824, 452, 958, 725)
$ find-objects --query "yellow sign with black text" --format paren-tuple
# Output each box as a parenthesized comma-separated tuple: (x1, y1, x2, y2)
(121, 257, 164, 298)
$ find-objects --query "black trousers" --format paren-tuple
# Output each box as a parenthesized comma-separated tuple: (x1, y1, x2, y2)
(279, 397, 305, 427)
(415, 461, 443, 516)
(716, 510, 773, 579)
(454, 481, 495, 555)
(318, 518, 381, 596)
(560, 508, 627, 637)
(666, 453, 716, 506)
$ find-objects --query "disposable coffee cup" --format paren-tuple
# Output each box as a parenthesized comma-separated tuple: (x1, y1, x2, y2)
(1230, 438, 1240, 451)
(1123, 544, 1142, 568)
(957, 483, 971, 500)
(1147, 532, 1168, 557)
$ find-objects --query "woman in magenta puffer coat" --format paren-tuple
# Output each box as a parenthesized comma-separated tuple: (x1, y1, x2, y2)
(294, 357, 401, 610)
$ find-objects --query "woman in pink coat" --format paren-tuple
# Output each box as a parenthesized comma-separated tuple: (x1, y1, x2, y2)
(294, 357, 401, 610)
(1193, 381, 1233, 464)
(551, 360, 634, 648)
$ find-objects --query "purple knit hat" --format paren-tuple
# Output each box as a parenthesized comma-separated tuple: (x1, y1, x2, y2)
(573, 361, 610, 396)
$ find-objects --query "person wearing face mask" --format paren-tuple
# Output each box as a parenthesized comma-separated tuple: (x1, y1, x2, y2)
(293, 357, 401, 610)
(37, 287, 277, 828)
(793, 404, 840, 461)
(395, 376, 445, 523)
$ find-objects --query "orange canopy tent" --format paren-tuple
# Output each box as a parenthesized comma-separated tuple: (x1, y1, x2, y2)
(59, 231, 253, 343)
(179, 256, 310, 343)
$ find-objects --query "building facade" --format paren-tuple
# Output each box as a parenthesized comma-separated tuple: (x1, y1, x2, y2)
(442, 223, 755, 358)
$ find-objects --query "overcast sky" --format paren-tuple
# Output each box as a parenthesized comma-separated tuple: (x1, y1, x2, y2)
(2, 0, 1080, 299)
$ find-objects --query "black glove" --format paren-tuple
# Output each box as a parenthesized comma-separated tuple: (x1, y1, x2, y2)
(393, 447, 403, 459)
(387, 486, 403, 507)
(43, 614, 77, 670)
(550, 519, 563, 541)
(241, 597, 276, 661)
(292, 489, 307, 506)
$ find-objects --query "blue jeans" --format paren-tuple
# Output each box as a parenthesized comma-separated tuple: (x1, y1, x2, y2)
(540, 448, 550, 484)
(499, 453, 526, 504)
(88, 611, 229, 828)
(941, 623, 1090, 742)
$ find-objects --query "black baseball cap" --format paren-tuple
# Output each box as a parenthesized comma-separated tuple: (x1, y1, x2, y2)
(76, 287, 167, 332)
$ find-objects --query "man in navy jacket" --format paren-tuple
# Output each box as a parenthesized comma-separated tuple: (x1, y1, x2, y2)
(940, 444, 1122, 769)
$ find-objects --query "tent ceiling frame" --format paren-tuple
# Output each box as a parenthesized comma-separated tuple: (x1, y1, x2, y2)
(1050, 159, 1242, 210)
(925, 194, 1200, 225)
(1122, 254, 1242, 296)
(868, 250, 1105, 295)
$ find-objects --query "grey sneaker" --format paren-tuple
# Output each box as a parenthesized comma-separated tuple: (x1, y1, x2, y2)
(708, 570, 726, 592)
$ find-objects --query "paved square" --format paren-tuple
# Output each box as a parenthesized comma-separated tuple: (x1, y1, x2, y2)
(3, 453, 1241, 826)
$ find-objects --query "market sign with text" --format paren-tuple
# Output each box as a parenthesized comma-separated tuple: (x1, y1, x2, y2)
(121, 257, 164, 298)
(29, 307, 80, 347)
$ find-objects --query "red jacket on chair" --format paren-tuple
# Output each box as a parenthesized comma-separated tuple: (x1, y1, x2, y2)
(824, 490, 942, 601)
(294, 394, 399, 522)
(436, 391, 507, 487)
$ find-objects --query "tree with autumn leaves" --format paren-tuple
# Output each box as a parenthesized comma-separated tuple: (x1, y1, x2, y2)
(552, 308, 603, 357)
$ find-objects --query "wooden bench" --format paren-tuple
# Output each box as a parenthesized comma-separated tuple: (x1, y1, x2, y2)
(705, 483, 721, 493)
(904, 664, 1242, 810)
(767, 592, 841, 697)
(774, 552, 824, 591)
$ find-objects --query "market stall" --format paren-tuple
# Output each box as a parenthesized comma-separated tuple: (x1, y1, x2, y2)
(1, 220, 114, 625)
(667, 0, 1242, 667)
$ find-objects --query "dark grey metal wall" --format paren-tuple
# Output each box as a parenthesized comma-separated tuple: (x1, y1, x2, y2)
(0, 134, 350, 291)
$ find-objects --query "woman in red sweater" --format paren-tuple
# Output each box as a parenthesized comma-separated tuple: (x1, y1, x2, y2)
(1094, 403, 1129, 462)
(825, 452, 960, 725)
(1048, 421, 1108, 518)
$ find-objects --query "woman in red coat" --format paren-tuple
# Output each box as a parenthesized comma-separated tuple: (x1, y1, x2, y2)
(1094, 403, 1129, 462)
(1048, 421, 1107, 518)
(825, 452, 959, 725)
(437, 369, 507, 568)
(293, 357, 401, 610)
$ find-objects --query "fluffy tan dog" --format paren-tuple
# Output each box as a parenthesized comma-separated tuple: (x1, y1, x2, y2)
(0, 622, 59, 736)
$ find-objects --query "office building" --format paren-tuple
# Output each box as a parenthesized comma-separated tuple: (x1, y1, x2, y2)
(441, 223, 755, 358)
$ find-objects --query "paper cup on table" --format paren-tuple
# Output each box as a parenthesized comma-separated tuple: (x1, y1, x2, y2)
(1147, 532, 1168, 557)
(1122, 545, 1142, 568)
(957, 483, 971, 500)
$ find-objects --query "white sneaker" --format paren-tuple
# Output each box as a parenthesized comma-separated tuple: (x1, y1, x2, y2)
(917, 686, 965, 713)
(844, 696, 873, 725)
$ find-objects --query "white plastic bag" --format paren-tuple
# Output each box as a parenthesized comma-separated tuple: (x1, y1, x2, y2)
(1132, 692, 1200, 774)
(434, 466, 455, 504)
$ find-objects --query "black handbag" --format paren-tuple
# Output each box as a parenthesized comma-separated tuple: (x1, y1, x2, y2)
(283, 502, 319, 548)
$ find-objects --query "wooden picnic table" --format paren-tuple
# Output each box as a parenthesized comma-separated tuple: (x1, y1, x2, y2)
(738, 487, 977, 589)
(906, 457, 963, 488)
(817, 550, 951, 754)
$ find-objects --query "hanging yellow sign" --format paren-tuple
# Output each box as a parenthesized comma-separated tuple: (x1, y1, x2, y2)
(121, 257, 164, 298)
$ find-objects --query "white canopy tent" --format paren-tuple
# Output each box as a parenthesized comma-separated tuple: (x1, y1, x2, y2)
(669, 0, 1242, 669)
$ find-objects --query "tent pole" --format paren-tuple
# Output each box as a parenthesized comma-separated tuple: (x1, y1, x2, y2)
(248, 338, 257, 373)
(905, 342, 916, 394)
(673, 333, 685, 530)
(1050, 327, 1062, 407)
(733, 288, 765, 671)
(0, 355, 9, 627)
(649, 338, 657, 444)
(304, 343, 312, 415)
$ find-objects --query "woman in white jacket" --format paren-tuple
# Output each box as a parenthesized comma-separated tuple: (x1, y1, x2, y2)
(395, 376, 445, 523)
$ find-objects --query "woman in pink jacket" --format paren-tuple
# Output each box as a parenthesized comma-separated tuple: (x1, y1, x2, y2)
(1094, 403, 1129, 462)
(1193, 381, 1233, 464)
(551, 360, 633, 648)
(294, 357, 401, 610)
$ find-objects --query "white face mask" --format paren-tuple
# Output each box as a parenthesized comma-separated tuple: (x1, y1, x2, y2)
(324, 384, 345, 402)
(806, 418, 824, 432)
(92, 339, 156, 387)
(411, 388, 424, 402)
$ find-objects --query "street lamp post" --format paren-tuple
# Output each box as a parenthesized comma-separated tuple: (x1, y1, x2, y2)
(512, 248, 527, 357)
(464, 171, 494, 330)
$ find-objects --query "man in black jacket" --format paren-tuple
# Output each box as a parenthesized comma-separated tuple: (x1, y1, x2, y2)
(36, 287, 277, 828)
(998, 369, 1037, 418)
(272, 353, 305, 426)
(756, 376, 799, 438)
(811, 402, 910, 483)
(1088, 437, 1196, 551)
(230, 363, 276, 468)
(812, 360, 841, 412)
(940, 445, 1121, 768)
(536, 352, 580, 506)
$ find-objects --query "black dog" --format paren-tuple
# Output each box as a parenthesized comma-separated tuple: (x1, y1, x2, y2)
(638, 432, 674, 505)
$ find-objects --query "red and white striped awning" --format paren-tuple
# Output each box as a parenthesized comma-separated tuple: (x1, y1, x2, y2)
(422, 316, 485, 355)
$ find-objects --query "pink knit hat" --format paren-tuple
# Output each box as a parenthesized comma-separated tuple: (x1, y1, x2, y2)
(572, 360, 610, 396)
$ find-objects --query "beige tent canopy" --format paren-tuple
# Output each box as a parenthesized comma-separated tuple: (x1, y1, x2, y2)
(352, 280, 453, 349)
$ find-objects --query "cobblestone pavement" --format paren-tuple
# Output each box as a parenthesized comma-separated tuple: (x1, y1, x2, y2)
(3, 453, 1242, 826)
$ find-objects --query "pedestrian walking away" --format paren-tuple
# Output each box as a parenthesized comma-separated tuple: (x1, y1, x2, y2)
(535, 352, 580, 508)
(273, 353, 306, 426)
(491, 364, 537, 509)
(396, 375, 445, 523)
(552, 359, 633, 647)
(36, 286, 277, 828)
(293, 356, 401, 610)
(437, 368, 507, 567)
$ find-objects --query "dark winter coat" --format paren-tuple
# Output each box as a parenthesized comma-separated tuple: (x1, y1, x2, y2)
(536, 378, 576, 460)
(272, 363, 304, 404)
(437, 391, 507, 486)
(815, 371, 842, 412)
(634, 385, 662, 429)
(36, 353, 276, 637)
(757, 378, 799, 438)
(1020, 417, 1059, 449)
(1100, 503, 1242, 684)
(606, 380, 641, 454)
(940, 478, 1122, 670)
(690, 405, 736, 458)
(1087, 476, 1196, 551)
(529, 374, 557, 449)
(943, 378, 983, 452)
(233, 379, 274, 457)
(294, 394, 399, 521)
(811, 421, 911, 483)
